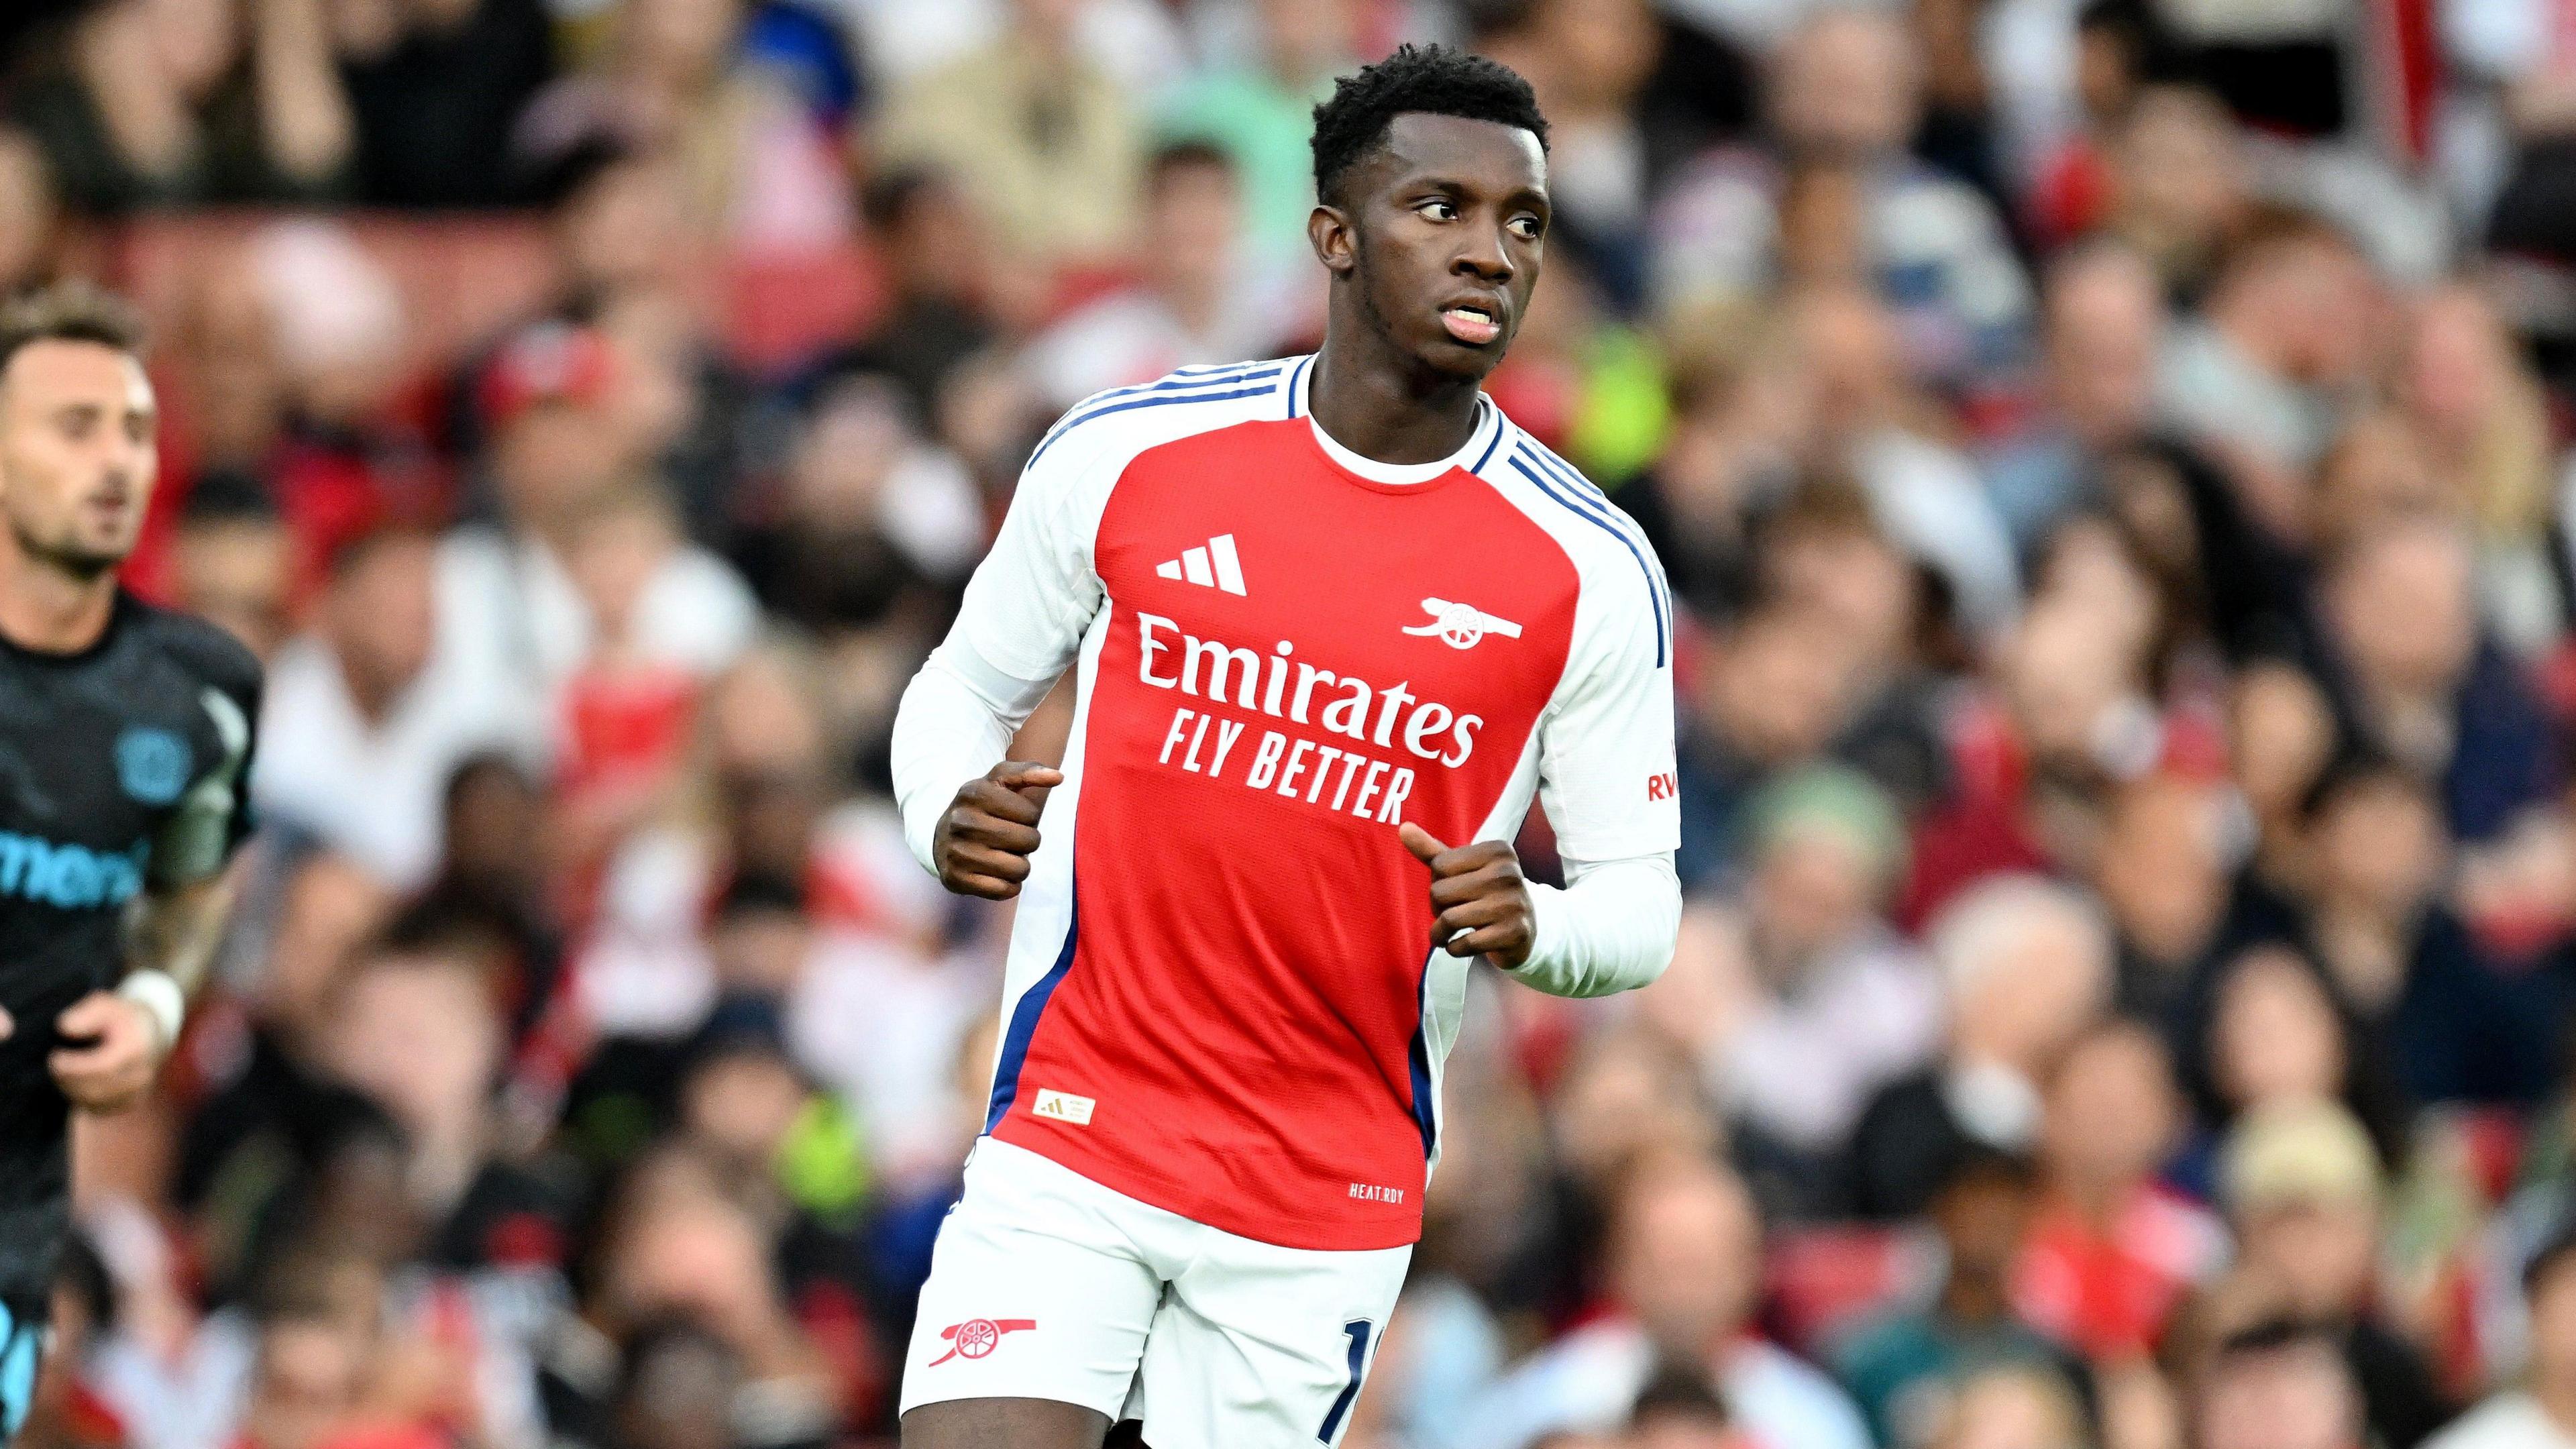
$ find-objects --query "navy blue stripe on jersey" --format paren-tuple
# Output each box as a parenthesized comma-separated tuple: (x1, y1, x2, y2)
(1285, 354, 1315, 417)
(1468, 400, 1506, 475)
(1026, 362, 1288, 460)
(1407, 963, 1438, 1160)
(1509, 449, 1670, 667)
(983, 881, 1081, 1133)
(1025, 371, 1289, 471)
(1519, 441, 1673, 633)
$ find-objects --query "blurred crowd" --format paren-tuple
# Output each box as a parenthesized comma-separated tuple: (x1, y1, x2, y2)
(12, 0, 2576, 1447)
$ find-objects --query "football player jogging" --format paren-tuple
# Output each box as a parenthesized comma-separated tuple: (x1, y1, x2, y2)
(0, 285, 259, 1441)
(890, 45, 1680, 1449)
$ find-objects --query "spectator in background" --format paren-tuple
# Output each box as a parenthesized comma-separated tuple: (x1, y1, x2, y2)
(2090, 775, 2235, 1029)
(1623, 1363, 1740, 1449)
(1155, 0, 1354, 267)
(1479, 0, 1664, 311)
(874, 0, 1142, 274)
(254, 524, 531, 893)
(317, 928, 569, 1285)
(437, 321, 758, 736)
(1650, 7, 2032, 390)
(329, 0, 551, 208)
(2249, 752, 2552, 1108)
(9, 0, 352, 211)
(2428, 1220, 2576, 1448)
(512, 0, 846, 252)
(2015, 1020, 2224, 1364)
(1787, 286, 2019, 639)
(242, 217, 451, 597)
(2222, 1099, 2454, 1448)
(1847, 876, 2114, 1219)
(1708, 765, 1942, 1189)
(1454, 1152, 1871, 1449)
(1982, 242, 2170, 551)
(2155, 211, 2379, 542)
(826, 166, 1000, 429)
(729, 369, 979, 643)
(552, 1144, 836, 1449)
(1020, 141, 1295, 409)
(2318, 519, 2561, 849)
(2192, 1318, 2369, 1449)
(165, 472, 294, 660)
(1833, 1144, 2090, 1449)
(232, 1281, 373, 1449)
(2393, 285, 2562, 656)
(537, 140, 696, 323)
(0, 127, 61, 297)
(2099, 83, 2250, 303)
(1670, 586, 1892, 886)
(2181, 943, 2414, 1189)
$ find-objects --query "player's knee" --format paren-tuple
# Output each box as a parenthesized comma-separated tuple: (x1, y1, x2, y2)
(900, 1397, 1114, 1449)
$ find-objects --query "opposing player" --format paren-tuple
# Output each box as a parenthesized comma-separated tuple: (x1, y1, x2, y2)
(888, 44, 1680, 1449)
(0, 285, 259, 1439)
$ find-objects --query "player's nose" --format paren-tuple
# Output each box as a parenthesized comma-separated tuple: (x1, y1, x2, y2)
(1452, 226, 1515, 284)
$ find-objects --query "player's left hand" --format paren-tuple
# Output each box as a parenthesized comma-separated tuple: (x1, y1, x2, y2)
(1399, 822, 1536, 969)
(49, 991, 164, 1114)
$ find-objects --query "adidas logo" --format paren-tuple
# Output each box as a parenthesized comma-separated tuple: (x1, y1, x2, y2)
(1154, 533, 1247, 596)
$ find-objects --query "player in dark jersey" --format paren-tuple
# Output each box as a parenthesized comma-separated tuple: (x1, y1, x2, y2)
(0, 284, 260, 1440)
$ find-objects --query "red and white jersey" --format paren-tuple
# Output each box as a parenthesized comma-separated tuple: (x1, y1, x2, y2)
(957, 356, 1677, 1251)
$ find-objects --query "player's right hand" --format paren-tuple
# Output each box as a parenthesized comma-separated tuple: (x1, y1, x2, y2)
(932, 761, 1063, 900)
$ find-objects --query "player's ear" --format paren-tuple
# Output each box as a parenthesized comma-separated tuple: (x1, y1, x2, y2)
(1308, 203, 1356, 276)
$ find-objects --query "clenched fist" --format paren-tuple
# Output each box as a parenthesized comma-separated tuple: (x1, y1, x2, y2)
(932, 761, 1063, 900)
(1399, 822, 1536, 969)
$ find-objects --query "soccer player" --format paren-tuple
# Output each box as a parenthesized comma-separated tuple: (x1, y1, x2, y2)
(0, 284, 260, 1439)
(892, 43, 1680, 1449)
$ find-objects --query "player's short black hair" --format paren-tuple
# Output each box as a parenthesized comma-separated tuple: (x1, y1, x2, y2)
(1309, 43, 1548, 208)
(0, 280, 144, 378)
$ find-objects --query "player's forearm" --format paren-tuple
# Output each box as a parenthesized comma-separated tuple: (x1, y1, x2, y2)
(891, 641, 1057, 872)
(1506, 853, 1680, 998)
(125, 873, 235, 998)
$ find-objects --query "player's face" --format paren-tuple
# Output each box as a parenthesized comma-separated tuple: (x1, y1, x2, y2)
(1320, 112, 1550, 381)
(0, 339, 158, 576)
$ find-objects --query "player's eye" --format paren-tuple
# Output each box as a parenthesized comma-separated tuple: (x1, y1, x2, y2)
(55, 409, 97, 441)
(1509, 215, 1544, 241)
(1415, 198, 1458, 222)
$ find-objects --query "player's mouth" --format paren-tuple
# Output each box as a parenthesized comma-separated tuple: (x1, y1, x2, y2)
(1440, 303, 1503, 347)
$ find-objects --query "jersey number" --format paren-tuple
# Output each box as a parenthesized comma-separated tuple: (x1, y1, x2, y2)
(1316, 1319, 1372, 1444)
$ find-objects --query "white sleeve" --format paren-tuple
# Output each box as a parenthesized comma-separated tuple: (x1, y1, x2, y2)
(1505, 554, 1681, 997)
(1534, 557, 1680, 864)
(890, 646, 1054, 871)
(1507, 853, 1681, 998)
(888, 424, 1112, 873)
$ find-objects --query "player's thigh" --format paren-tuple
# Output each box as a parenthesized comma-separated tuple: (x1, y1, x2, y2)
(900, 1396, 1112, 1449)
(1135, 1237, 1409, 1449)
(900, 1141, 1167, 1428)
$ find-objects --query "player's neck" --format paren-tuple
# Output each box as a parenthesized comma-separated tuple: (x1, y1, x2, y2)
(0, 543, 119, 655)
(1306, 328, 1487, 466)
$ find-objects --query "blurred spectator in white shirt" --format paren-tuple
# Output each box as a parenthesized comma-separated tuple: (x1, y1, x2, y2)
(1020, 140, 1298, 410)
(255, 525, 532, 892)
(437, 322, 759, 755)
(1450, 1151, 1871, 1449)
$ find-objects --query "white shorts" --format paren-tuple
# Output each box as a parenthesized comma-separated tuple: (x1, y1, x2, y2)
(900, 1137, 1411, 1448)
